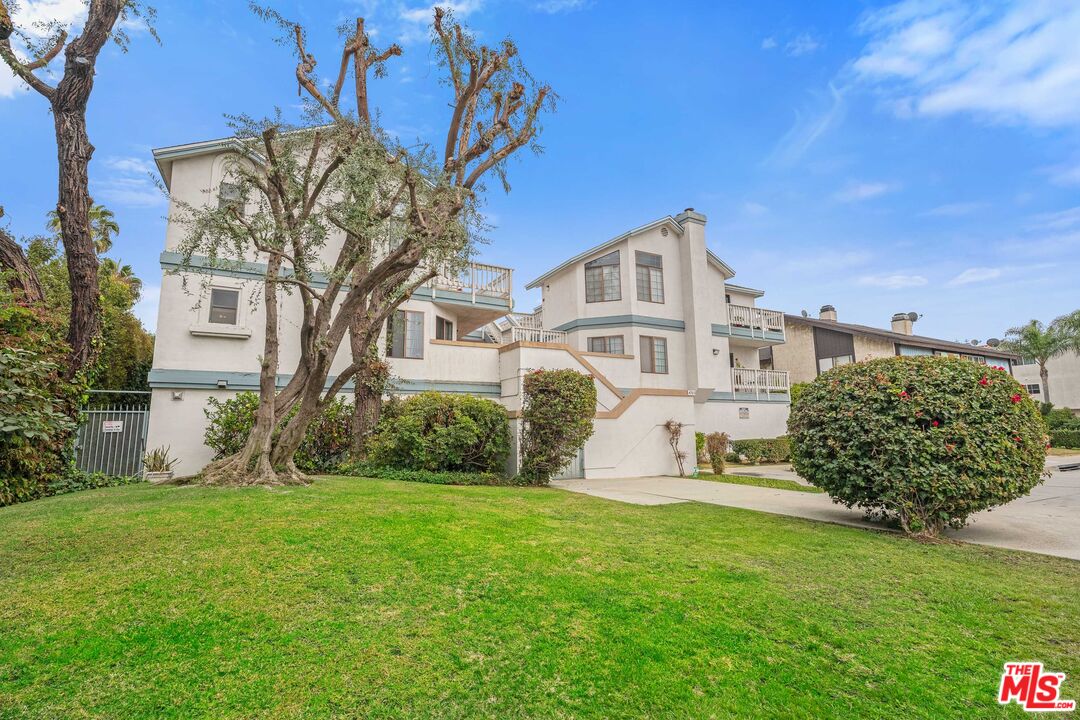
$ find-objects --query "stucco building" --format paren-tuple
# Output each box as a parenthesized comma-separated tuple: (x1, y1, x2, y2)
(1013, 351, 1080, 413)
(765, 305, 1018, 384)
(144, 137, 790, 479)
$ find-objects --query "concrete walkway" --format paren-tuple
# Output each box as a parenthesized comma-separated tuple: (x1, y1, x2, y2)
(553, 454, 1080, 560)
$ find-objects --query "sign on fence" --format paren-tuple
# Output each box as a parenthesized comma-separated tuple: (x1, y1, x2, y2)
(76, 404, 149, 477)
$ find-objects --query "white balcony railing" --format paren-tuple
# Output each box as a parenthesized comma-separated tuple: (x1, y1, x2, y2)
(732, 368, 790, 397)
(727, 304, 785, 339)
(431, 261, 513, 304)
(506, 310, 544, 330)
(511, 327, 567, 345)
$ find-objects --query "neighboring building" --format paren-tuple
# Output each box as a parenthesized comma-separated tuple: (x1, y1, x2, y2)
(144, 135, 789, 479)
(1013, 351, 1080, 413)
(765, 305, 1019, 384)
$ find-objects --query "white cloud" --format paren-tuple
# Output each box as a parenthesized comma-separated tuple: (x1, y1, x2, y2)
(834, 181, 897, 202)
(857, 273, 928, 289)
(534, 0, 588, 13)
(947, 267, 1001, 286)
(93, 155, 164, 208)
(0, 0, 87, 99)
(1044, 162, 1080, 187)
(923, 201, 986, 217)
(742, 201, 768, 216)
(1028, 206, 1080, 231)
(785, 33, 821, 57)
(398, 0, 482, 42)
(133, 284, 160, 332)
(761, 37, 777, 50)
(853, 1, 1080, 127)
(765, 82, 846, 167)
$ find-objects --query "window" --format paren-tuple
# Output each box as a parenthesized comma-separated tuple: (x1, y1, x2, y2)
(1026, 384, 1041, 395)
(387, 310, 424, 359)
(640, 336, 668, 374)
(725, 293, 731, 305)
(208, 288, 239, 325)
(218, 181, 243, 211)
(817, 354, 853, 373)
(585, 250, 621, 303)
(436, 316, 454, 341)
(635, 251, 664, 303)
(587, 335, 624, 355)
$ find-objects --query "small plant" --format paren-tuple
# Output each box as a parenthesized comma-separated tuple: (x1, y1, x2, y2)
(664, 419, 688, 477)
(143, 446, 179, 473)
(695, 431, 707, 462)
(706, 432, 729, 474)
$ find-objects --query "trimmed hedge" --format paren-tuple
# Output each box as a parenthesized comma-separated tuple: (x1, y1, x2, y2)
(335, 462, 517, 486)
(730, 436, 791, 464)
(366, 392, 510, 473)
(788, 356, 1047, 536)
(519, 369, 597, 485)
(1051, 429, 1080, 449)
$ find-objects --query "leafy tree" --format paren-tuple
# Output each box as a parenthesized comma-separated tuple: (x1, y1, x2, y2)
(999, 312, 1080, 406)
(0, 0, 155, 378)
(47, 203, 119, 253)
(519, 370, 596, 485)
(174, 6, 553, 486)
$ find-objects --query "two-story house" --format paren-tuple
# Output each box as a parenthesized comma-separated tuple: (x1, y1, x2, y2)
(144, 136, 790, 479)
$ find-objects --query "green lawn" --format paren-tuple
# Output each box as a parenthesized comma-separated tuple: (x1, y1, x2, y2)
(698, 472, 824, 493)
(1, 477, 1077, 719)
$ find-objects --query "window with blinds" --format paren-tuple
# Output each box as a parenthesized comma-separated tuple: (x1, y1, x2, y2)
(587, 335, 625, 355)
(208, 288, 239, 325)
(585, 250, 621, 303)
(640, 336, 668, 374)
(387, 310, 424, 359)
(635, 251, 664, 303)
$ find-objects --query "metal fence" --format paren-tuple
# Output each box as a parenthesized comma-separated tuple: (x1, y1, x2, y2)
(75, 398, 150, 477)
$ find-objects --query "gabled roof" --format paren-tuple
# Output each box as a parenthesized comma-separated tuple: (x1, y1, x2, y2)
(786, 314, 1020, 359)
(152, 136, 265, 190)
(525, 215, 736, 290)
(724, 282, 764, 298)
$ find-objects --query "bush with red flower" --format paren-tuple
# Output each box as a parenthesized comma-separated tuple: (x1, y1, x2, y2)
(788, 356, 1047, 536)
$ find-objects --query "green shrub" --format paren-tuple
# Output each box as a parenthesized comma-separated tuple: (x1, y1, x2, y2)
(706, 432, 729, 474)
(519, 369, 597, 485)
(1051, 429, 1080, 449)
(788, 356, 1047, 536)
(730, 436, 790, 464)
(366, 392, 510, 473)
(335, 462, 516, 486)
(695, 431, 706, 463)
(46, 472, 144, 497)
(203, 392, 353, 472)
(789, 382, 810, 407)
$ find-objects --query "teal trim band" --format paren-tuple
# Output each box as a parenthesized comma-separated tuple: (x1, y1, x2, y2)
(711, 323, 784, 342)
(706, 390, 790, 404)
(148, 368, 500, 396)
(160, 252, 510, 312)
(553, 315, 685, 332)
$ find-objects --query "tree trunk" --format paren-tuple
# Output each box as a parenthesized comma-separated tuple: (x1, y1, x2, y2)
(349, 317, 386, 455)
(0, 217, 44, 303)
(52, 107, 101, 378)
(351, 382, 382, 454)
(1040, 363, 1051, 406)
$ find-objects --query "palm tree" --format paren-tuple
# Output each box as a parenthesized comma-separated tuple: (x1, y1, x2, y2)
(99, 257, 142, 299)
(1000, 311, 1080, 405)
(47, 204, 119, 254)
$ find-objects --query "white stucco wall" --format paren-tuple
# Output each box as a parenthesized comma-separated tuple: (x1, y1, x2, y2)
(1014, 352, 1080, 411)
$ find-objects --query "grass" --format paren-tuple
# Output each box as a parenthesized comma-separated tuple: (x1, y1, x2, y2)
(1048, 446, 1080, 456)
(698, 471, 824, 493)
(1, 477, 1077, 719)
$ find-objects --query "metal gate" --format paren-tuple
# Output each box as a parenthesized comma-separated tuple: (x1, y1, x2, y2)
(552, 447, 586, 480)
(75, 401, 150, 477)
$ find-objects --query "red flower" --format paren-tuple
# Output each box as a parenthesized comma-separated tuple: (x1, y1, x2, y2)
(1013, 435, 1022, 443)
(931, 420, 940, 427)
(1011, 393, 1022, 403)
(978, 376, 989, 386)
(898, 390, 909, 399)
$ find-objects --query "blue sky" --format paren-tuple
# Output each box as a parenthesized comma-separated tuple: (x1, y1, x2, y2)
(2, 0, 1079, 342)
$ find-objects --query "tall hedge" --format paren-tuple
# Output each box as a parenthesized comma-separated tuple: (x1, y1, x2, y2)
(519, 369, 597, 485)
(788, 356, 1047, 536)
(366, 392, 510, 473)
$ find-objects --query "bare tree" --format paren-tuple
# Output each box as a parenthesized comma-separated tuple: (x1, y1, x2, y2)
(173, 7, 553, 486)
(0, 0, 155, 378)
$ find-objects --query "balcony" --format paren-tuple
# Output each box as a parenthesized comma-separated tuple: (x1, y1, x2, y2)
(722, 304, 785, 344)
(430, 261, 513, 305)
(509, 326, 568, 345)
(732, 368, 790, 399)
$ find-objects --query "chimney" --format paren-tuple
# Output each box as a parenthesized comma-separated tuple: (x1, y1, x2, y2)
(891, 312, 914, 335)
(819, 304, 837, 322)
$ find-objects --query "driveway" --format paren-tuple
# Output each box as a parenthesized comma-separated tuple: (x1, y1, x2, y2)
(552, 455, 1080, 560)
